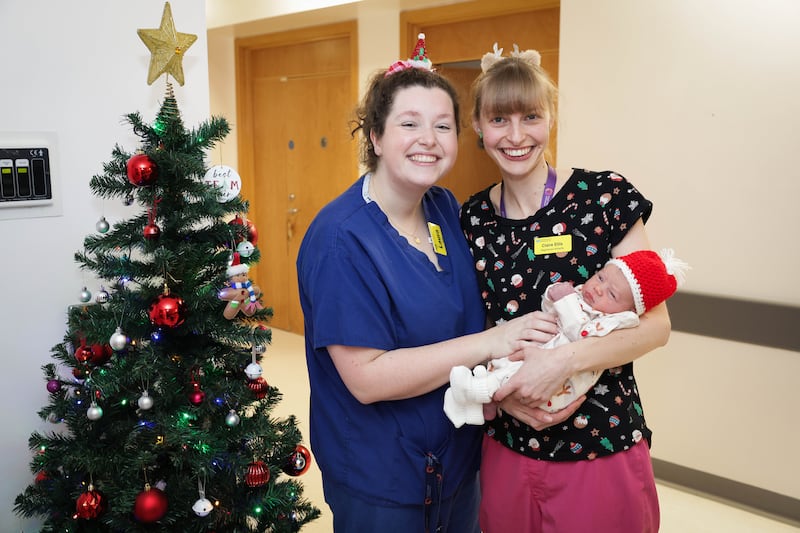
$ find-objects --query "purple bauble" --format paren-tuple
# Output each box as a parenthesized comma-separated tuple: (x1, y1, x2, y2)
(46, 379, 61, 394)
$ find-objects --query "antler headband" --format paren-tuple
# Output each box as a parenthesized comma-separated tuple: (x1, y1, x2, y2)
(480, 43, 541, 73)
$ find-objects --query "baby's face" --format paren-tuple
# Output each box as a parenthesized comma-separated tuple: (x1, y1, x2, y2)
(582, 264, 635, 314)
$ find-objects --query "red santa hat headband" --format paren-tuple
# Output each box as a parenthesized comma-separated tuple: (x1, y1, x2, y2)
(385, 33, 434, 77)
(607, 249, 690, 315)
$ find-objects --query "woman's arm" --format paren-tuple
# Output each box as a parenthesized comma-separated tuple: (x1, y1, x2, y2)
(328, 310, 559, 404)
(493, 219, 671, 410)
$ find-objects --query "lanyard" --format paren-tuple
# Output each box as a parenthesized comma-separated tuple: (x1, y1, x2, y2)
(499, 164, 557, 218)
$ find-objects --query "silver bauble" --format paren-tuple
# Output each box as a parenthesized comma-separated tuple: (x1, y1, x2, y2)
(87, 402, 103, 421)
(79, 287, 92, 303)
(244, 362, 262, 380)
(225, 409, 241, 427)
(109, 327, 128, 351)
(138, 391, 154, 410)
(96, 216, 110, 233)
(95, 286, 110, 304)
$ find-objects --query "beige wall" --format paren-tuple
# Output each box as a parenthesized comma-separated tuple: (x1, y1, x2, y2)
(558, 0, 800, 500)
(207, 0, 800, 504)
(558, 0, 800, 306)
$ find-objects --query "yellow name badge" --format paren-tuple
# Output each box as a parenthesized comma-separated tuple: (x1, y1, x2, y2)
(428, 222, 447, 255)
(533, 235, 572, 255)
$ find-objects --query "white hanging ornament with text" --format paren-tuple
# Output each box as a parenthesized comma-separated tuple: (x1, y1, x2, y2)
(202, 165, 241, 203)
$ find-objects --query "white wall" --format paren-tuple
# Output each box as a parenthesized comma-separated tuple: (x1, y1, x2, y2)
(0, 1, 210, 530)
(558, 0, 800, 499)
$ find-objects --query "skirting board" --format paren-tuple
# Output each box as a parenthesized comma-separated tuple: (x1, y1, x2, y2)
(652, 458, 800, 526)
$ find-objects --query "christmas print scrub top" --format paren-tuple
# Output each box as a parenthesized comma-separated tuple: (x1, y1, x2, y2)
(297, 174, 485, 505)
(461, 168, 654, 462)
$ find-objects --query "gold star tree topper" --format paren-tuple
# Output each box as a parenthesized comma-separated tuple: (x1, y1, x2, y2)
(137, 2, 197, 86)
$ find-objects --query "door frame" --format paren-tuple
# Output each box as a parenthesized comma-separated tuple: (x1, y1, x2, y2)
(234, 22, 359, 333)
(235, 21, 359, 228)
(400, 0, 559, 52)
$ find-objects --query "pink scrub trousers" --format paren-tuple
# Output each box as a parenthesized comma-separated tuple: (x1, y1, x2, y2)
(479, 434, 660, 533)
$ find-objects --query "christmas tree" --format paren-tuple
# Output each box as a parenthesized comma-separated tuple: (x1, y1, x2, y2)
(14, 3, 319, 531)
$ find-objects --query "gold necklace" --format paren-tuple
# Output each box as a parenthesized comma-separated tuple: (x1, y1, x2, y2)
(371, 181, 425, 245)
(393, 220, 424, 245)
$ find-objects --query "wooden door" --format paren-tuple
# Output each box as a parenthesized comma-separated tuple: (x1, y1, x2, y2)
(236, 24, 358, 334)
(402, 2, 560, 204)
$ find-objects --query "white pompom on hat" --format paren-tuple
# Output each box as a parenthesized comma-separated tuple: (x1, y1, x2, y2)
(607, 248, 690, 315)
(227, 252, 250, 278)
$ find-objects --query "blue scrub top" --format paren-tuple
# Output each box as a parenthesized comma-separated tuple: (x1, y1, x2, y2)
(297, 174, 485, 507)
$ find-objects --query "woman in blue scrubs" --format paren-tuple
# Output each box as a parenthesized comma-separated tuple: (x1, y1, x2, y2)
(296, 37, 563, 532)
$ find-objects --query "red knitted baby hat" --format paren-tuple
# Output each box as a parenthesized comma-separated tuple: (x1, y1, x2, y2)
(607, 249, 689, 315)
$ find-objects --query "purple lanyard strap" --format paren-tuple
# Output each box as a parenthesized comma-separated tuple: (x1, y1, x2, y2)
(500, 164, 557, 218)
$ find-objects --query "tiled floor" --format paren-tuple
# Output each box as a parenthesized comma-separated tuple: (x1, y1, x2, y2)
(263, 328, 799, 533)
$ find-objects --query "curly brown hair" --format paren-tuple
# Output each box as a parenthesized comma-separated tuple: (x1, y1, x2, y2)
(352, 67, 461, 173)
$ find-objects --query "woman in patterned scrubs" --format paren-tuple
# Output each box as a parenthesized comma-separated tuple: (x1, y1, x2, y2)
(461, 47, 671, 533)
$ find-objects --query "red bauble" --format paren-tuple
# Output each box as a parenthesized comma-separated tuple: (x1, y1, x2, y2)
(74, 485, 106, 520)
(245, 461, 270, 487)
(35, 470, 49, 483)
(188, 381, 206, 406)
(75, 340, 113, 366)
(75, 344, 93, 363)
(283, 444, 312, 477)
(127, 153, 158, 186)
(247, 376, 268, 399)
(143, 223, 161, 240)
(134, 484, 168, 523)
(149, 294, 187, 328)
(228, 216, 258, 245)
(88, 343, 113, 365)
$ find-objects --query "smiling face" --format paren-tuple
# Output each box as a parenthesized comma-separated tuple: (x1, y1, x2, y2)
(472, 56, 558, 181)
(581, 264, 636, 314)
(476, 108, 551, 181)
(371, 85, 458, 189)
